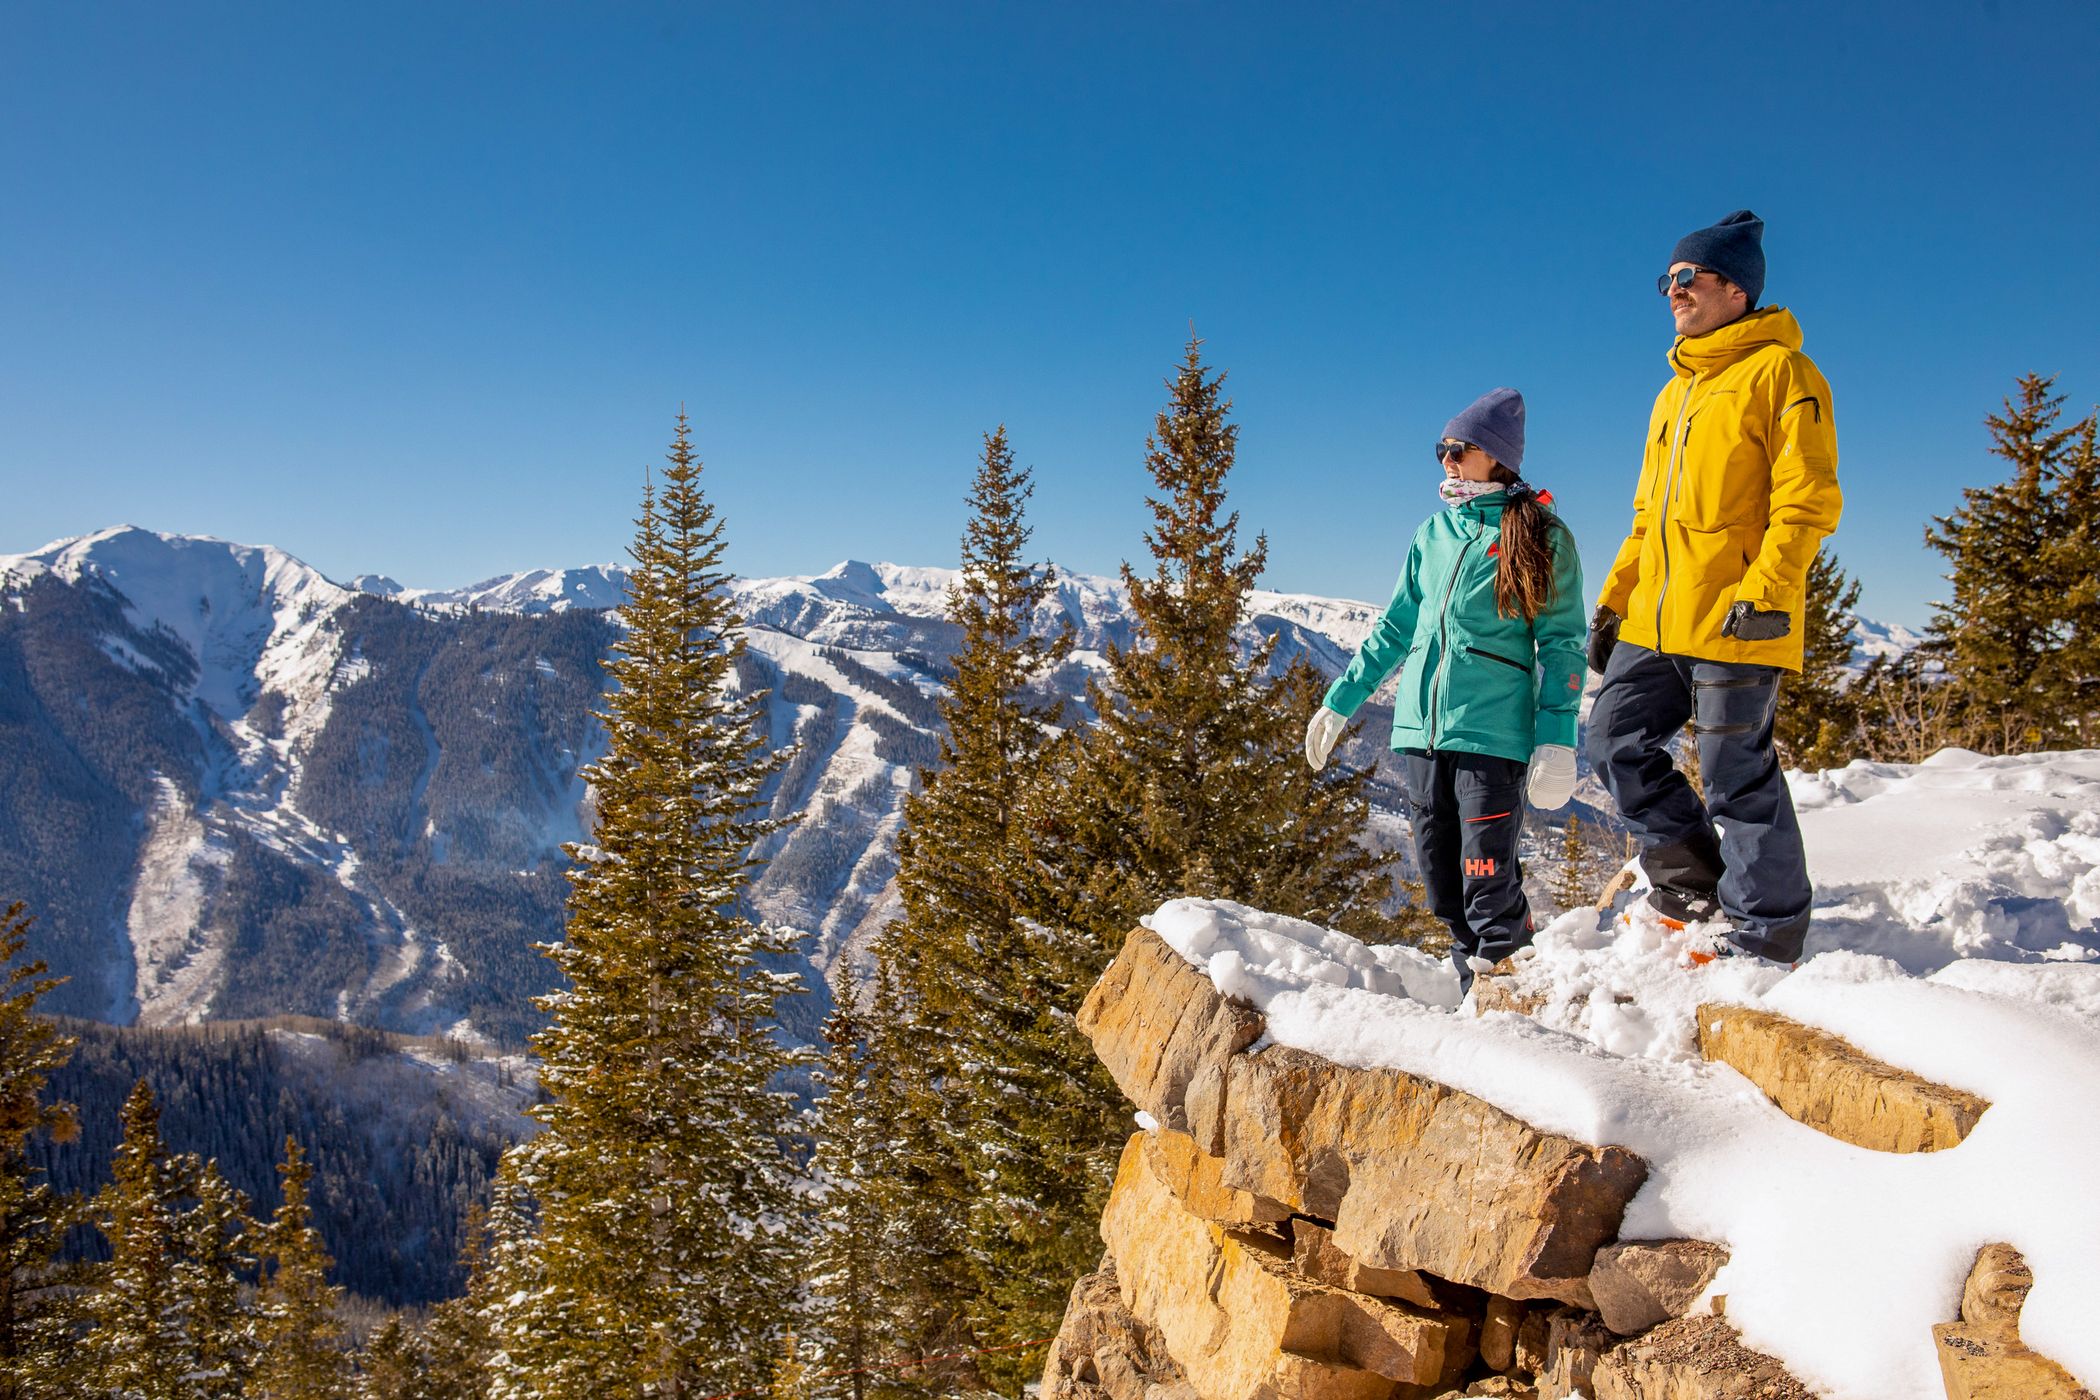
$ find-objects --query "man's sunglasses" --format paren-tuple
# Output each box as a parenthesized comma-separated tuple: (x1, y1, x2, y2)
(1435, 440, 1476, 463)
(1658, 265, 1715, 295)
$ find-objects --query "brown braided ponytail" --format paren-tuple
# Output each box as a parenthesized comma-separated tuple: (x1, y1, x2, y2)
(1488, 465, 1563, 623)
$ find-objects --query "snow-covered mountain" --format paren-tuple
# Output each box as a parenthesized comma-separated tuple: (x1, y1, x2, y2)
(1849, 614, 1925, 672)
(0, 528, 1417, 1043)
(0, 526, 1920, 1045)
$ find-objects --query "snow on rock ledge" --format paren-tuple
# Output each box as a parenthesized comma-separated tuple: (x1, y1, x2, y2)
(1056, 863, 2100, 1399)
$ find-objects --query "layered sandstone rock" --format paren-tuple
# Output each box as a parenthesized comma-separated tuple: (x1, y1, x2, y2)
(1694, 1004, 1988, 1153)
(1588, 1240, 1730, 1337)
(1469, 959, 1545, 1019)
(1086, 929, 1647, 1308)
(1041, 1260, 1194, 1400)
(1931, 1243, 2095, 1400)
(1145, 1127, 1291, 1229)
(1046, 926, 1855, 1400)
(1959, 1243, 2032, 1332)
(1532, 1309, 1613, 1400)
(1077, 926, 1265, 1139)
(1216, 1046, 1644, 1309)
(1477, 1296, 1527, 1373)
(1289, 1218, 1446, 1312)
(1934, 1323, 2097, 1400)
(1588, 1315, 1815, 1399)
(1100, 1133, 1474, 1397)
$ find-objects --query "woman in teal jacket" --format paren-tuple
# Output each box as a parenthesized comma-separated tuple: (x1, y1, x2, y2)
(1304, 388, 1586, 992)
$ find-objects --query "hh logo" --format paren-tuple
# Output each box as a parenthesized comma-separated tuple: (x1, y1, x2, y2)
(1566, 673, 1582, 692)
(1465, 857, 1498, 878)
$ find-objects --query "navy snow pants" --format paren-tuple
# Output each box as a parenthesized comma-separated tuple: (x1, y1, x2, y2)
(1400, 749, 1533, 990)
(1585, 642, 1812, 962)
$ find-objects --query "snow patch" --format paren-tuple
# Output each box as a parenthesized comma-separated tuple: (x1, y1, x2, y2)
(128, 776, 232, 1025)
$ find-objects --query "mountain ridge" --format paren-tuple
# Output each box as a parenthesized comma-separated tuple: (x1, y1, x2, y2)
(0, 526, 1912, 1046)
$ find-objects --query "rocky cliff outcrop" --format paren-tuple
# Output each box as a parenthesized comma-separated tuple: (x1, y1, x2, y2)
(1045, 928, 2090, 1400)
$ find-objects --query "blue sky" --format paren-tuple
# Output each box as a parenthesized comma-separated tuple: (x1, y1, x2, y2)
(3, 2, 2096, 627)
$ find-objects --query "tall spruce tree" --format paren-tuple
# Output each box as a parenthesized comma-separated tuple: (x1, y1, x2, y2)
(1924, 374, 2082, 749)
(805, 968, 896, 1400)
(179, 1160, 256, 1396)
(355, 1319, 437, 1400)
(1776, 548, 1864, 769)
(77, 1082, 225, 1399)
(0, 904, 79, 1400)
(966, 338, 1393, 1384)
(492, 413, 806, 1398)
(872, 427, 1096, 1387)
(420, 1205, 498, 1400)
(1060, 337, 1392, 935)
(861, 962, 977, 1394)
(251, 1137, 348, 1400)
(2044, 411, 2100, 742)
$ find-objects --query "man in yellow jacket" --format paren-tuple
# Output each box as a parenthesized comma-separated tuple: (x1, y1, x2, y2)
(1586, 210, 1842, 966)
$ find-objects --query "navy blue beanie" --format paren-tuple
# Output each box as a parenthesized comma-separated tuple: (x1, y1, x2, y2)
(1671, 210, 1765, 308)
(1444, 388, 1526, 473)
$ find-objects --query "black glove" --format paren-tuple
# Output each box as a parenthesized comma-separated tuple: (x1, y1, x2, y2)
(1721, 601, 1791, 641)
(1587, 607, 1621, 673)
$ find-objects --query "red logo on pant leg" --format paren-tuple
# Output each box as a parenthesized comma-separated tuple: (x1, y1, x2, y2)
(1465, 857, 1497, 878)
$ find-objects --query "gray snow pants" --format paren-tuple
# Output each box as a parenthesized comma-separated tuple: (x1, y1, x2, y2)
(1585, 641, 1812, 962)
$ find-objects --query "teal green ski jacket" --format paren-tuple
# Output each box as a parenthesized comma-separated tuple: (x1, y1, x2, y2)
(1322, 490, 1587, 763)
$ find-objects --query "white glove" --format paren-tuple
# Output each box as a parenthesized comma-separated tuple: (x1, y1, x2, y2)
(1525, 744, 1578, 810)
(1304, 707, 1348, 772)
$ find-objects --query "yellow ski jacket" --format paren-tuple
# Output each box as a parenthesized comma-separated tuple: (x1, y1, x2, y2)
(1598, 307, 1841, 671)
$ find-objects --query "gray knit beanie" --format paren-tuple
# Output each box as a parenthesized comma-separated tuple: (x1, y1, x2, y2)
(1443, 388, 1526, 473)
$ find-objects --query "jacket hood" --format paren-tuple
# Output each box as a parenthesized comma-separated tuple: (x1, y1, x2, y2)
(1669, 306, 1802, 378)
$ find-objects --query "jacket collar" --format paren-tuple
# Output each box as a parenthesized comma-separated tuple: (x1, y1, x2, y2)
(1448, 480, 1554, 518)
(1668, 305, 1802, 378)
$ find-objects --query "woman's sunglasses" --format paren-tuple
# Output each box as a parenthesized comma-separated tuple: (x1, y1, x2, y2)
(1657, 265, 1713, 295)
(1434, 440, 1476, 463)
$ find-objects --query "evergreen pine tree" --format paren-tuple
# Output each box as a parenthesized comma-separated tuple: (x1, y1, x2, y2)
(251, 1137, 348, 1400)
(463, 1165, 544, 1400)
(962, 338, 1394, 1385)
(872, 426, 1094, 1386)
(356, 1318, 436, 1400)
(77, 1082, 206, 1399)
(859, 962, 975, 1394)
(0, 903, 80, 1400)
(1059, 336, 1393, 936)
(1924, 374, 2082, 749)
(1776, 548, 1864, 769)
(1550, 817, 1595, 914)
(767, 1334, 813, 1400)
(491, 413, 806, 1398)
(178, 1159, 256, 1396)
(1387, 875, 1450, 957)
(2044, 410, 2100, 742)
(805, 968, 897, 1400)
(422, 1205, 499, 1400)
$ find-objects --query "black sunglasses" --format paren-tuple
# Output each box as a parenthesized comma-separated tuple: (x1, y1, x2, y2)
(1658, 265, 1715, 295)
(1434, 439, 1476, 463)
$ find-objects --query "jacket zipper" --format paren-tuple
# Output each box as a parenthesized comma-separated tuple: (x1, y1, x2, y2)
(1653, 373, 1699, 639)
(1426, 529, 1479, 750)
